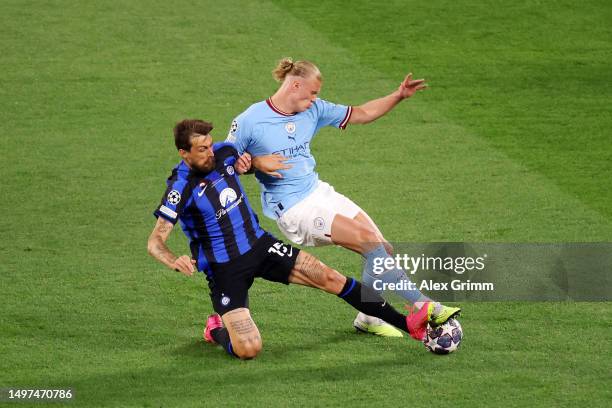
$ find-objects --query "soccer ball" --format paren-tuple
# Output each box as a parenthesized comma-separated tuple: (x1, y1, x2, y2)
(423, 318, 463, 354)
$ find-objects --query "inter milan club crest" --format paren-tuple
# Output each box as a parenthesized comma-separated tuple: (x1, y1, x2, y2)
(285, 122, 296, 134)
(226, 165, 235, 175)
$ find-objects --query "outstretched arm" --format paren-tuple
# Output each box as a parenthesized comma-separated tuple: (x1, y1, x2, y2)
(147, 217, 196, 276)
(349, 73, 426, 124)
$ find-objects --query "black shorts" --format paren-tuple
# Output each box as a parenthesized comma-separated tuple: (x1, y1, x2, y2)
(206, 233, 300, 315)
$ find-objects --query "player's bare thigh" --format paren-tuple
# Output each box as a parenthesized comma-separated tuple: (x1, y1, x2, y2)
(330, 211, 392, 255)
(221, 308, 262, 359)
(288, 251, 346, 295)
(353, 211, 393, 254)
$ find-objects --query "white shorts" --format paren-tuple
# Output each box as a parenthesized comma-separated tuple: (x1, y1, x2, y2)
(276, 181, 362, 247)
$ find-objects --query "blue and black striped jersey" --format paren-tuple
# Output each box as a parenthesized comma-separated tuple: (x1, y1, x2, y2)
(154, 143, 265, 272)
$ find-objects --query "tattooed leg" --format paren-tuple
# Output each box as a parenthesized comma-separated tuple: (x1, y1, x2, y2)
(288, 251, 347, 295)
(221, 308, 262, 359)
(288, 252, 410, 333)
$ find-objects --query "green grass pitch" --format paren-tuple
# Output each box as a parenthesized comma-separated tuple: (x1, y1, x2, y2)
(1, 0, 611, 406)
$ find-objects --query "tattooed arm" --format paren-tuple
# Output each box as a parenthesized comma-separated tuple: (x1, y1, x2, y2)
(147, 217, 196, 276)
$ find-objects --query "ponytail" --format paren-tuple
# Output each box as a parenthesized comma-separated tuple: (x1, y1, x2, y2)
(272, 57, 321, 82)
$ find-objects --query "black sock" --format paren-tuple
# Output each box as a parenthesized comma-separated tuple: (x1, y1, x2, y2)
(338, 278, 408, 333)
(211, 327, 238, 358)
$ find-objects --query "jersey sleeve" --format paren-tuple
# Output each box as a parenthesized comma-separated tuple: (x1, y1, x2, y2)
(213, 142, 239, 164)
(314, 98, 352, 132)
(225, 114, 251, 155)
(153, 172, 191, 224)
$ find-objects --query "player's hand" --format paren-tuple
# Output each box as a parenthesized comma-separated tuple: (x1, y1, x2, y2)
(397, 73, 427, 99)
(252, 154, 292, 178)
(235, 152, 252, 174)
(172, 255, 196, 276)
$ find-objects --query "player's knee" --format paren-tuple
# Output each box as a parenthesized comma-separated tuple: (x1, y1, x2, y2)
(356, 226, 380, 248)
(234, 339, 262, 360)
(235, 348, 259, 360)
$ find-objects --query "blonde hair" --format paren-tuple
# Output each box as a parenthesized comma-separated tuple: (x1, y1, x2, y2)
(272, 57, 322, 82)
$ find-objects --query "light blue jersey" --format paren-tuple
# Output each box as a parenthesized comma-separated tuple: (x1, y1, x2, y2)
(226, 98, 351, 219)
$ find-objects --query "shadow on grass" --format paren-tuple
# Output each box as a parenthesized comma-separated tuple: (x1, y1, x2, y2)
(56, 332, 421, 406)
(172, 328, 407, 361)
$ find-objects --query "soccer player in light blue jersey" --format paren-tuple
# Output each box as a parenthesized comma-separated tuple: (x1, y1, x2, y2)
(226, 58, 460, 339)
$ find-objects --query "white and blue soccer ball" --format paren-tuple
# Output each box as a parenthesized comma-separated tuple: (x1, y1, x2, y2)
(423, 318, 463, 354)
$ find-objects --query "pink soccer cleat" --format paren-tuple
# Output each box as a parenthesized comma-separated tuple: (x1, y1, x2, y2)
(203, 314, 223, 344)
(405, 302, 433, 341)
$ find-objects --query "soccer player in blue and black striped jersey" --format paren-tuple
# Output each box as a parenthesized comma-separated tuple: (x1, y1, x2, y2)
(147, 119, 433, 359)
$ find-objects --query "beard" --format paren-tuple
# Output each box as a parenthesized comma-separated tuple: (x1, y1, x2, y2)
(192, 157, 215, 173)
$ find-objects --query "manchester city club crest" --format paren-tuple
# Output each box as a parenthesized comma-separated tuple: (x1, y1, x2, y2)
(314, 217, 325, 230)
(285, 122, 296, 134)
